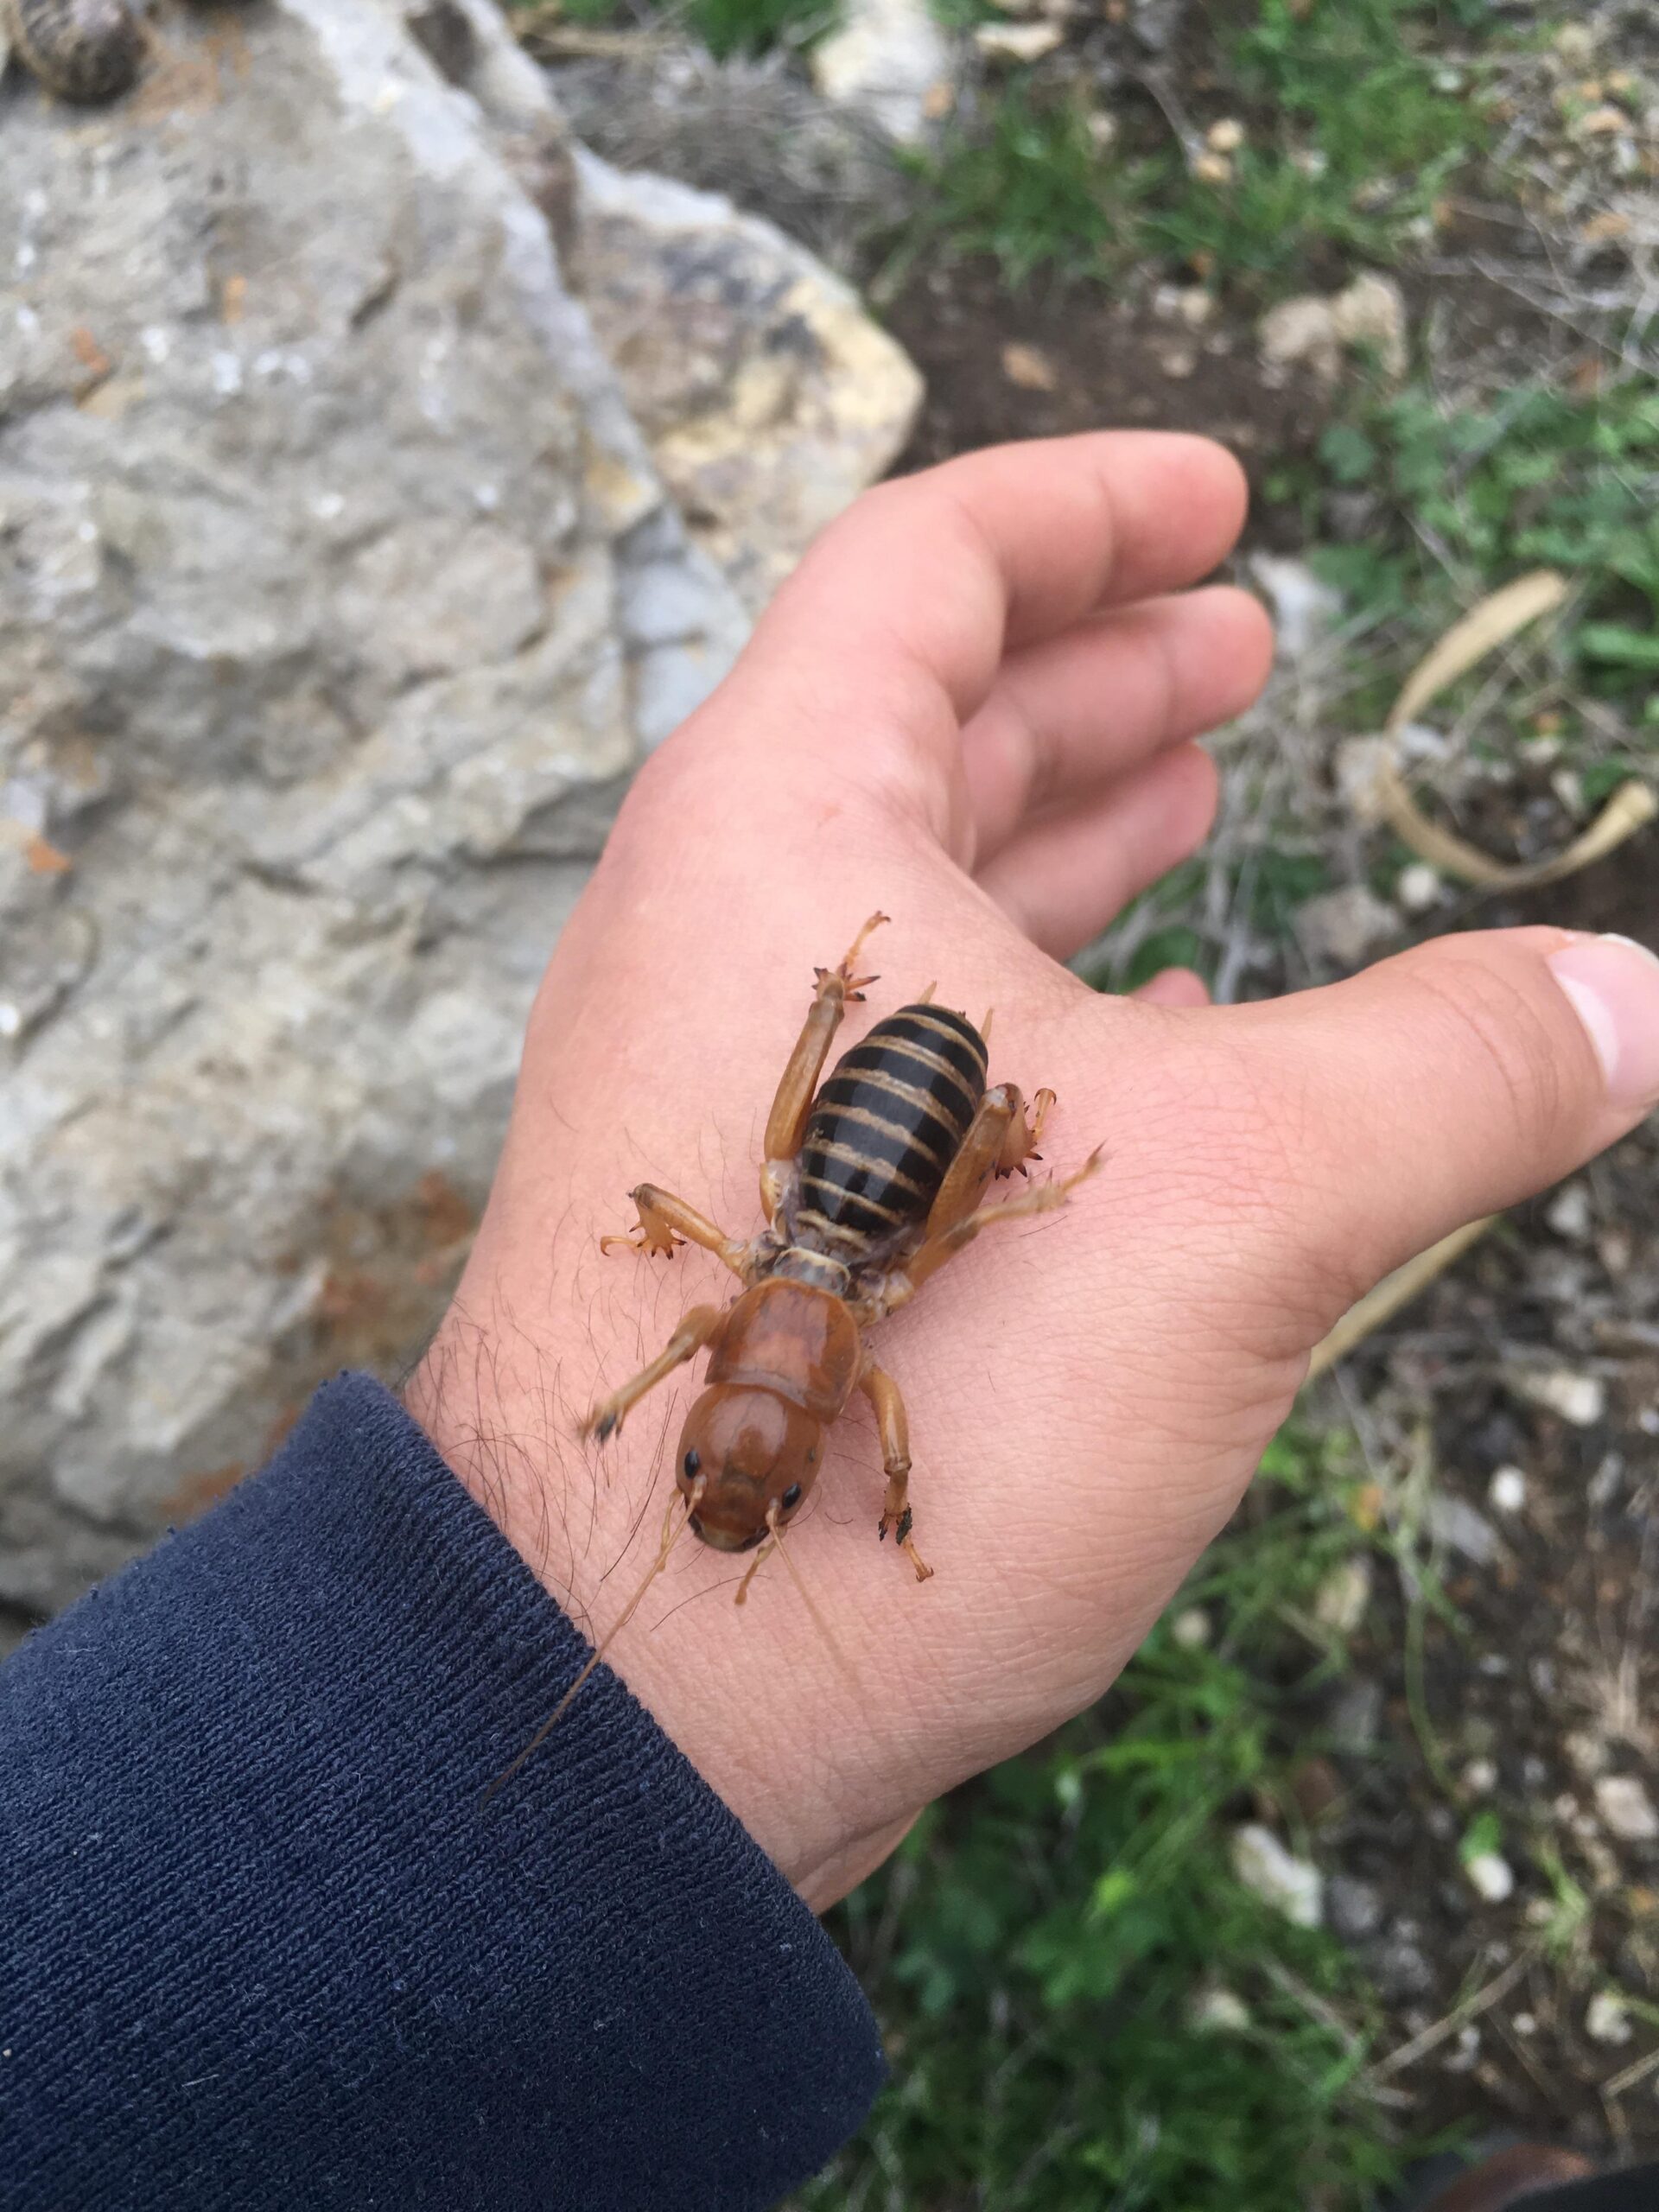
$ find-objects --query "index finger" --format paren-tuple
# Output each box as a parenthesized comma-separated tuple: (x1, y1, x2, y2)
(729, 433, 1250, 742)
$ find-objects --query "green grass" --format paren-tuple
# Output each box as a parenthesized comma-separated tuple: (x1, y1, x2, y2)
(906, 0, 1500, 296)
(1276, 377, 1659, 738)
(799, 1430, 1431, 2212)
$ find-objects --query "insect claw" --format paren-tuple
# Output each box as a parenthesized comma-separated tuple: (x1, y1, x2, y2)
(593, 1408, 619, 1443)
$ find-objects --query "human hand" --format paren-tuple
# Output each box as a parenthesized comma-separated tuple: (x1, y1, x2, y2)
(407, 433, 1659, 1911)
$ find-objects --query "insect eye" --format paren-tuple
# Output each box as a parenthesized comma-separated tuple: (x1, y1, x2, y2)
(683, 1449, 701, 1478)
(781, 1483, 803, 1510)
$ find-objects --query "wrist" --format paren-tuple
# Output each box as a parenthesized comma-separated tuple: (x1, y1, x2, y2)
(404, 1316, 887, 1909)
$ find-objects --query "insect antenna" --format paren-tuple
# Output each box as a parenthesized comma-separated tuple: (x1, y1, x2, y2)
(485, 1478, 703, 1799)
(764, 1504, 864, 1707)
(733, 1537, 777, 1607)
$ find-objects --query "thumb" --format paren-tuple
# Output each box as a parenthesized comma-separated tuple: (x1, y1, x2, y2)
(1231, 926, 1659, 1307)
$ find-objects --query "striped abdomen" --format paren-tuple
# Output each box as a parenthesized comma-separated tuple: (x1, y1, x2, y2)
(791, 1003, 987, 1262)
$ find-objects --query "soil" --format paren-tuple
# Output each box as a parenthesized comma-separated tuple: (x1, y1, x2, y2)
(887, 260, 1334, 512)
(887, 246, 1659, 2174)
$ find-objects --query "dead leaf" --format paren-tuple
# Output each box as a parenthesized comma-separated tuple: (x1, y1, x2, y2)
(1308, 1217, 1497, 1378)
(1364, 569, 1658, 890)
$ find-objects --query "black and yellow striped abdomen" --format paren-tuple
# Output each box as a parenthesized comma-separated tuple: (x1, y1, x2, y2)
(791, 1003, 988, 1259)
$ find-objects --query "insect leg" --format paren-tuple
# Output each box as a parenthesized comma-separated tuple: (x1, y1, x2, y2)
(759, 911, 887, 1222)
(860, 1361, 933, 1582)
(922, 1081, 1058, 1244)
(881, 1148, 1103, 1312)
(584, 1303, 726, 1442)
(600, 1184, 750, 1276)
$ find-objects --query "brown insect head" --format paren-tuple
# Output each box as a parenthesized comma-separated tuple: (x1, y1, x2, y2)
(676, 1388, 821, 1554)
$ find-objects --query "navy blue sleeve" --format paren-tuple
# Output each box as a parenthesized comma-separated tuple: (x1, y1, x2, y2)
(1, 1373, 883, 2212)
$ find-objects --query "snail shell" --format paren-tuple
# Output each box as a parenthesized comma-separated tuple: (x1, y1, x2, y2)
(3, 0, 144, 102)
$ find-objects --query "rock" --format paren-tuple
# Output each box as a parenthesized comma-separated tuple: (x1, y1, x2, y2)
(1259, 270, 1408, 386)
(1427, 1493, 1501, 1567)
(1188, 1984, 1251, 2032)
(1327, 1873, 1384, 1942)
(1488, 1465, 1528, 1514)
(1206, 118, 1244, 153)
(1231, 1824, 1323, 1928)
(1462, 1758, 1498, 1796)
(1001, 341, 1058, 391)
(1333, 736, 1394, 821)
(1294, 884, 1397, 970)
(1595, 1775, 1659, 1843)
(550, 47, 906, 274)
(811, 0, 955, 145)
(1327, 1677, 1383, 1753)
(1259, 296, 1342, 385)
(1565, 1731, 1609, 1778)
(974, 19, 1062, 60)
(1546, 1180, 1594, 1241)
(1395, 861, 1444, 916)
(567, 149, 923, 620)
(1169, 1605, 1211, 1649)
(1515, 1369, 1607, 1427)
(1465, 1851, 1515, 1904)
(1248, 552, 1343, 661)
(394, 0, 920, 634)
(1586, 1991, 1634, 2046)
(0, 0, 752, 1607)
(1329, 271, 1408, 381)
(1370, 1931, 1433, 2000)
(1313, 1556, 1372, 1636)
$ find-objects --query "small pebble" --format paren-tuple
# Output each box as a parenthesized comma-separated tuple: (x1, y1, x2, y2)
(1205, 117, 1244, 153)
(1001, 341, 1058, 391)
(1595, 1774, 1659, 1842)
(1465, 1851, 1515, 1903)
(1427, 1492, 1500, 1566)
(1488, 1465, 1528, 1515)
(1586, 1992, 1633, 2045)
(1327, 1873, 1383, 1941)
(1170, 1605, 1211, 1649)
(973, 19, 1063, 58)
(1516, 1369, 1606, 1427)
(1565, 1732, 1609, 1778)
(1546, 1181, 1593, 1241)
(1313, 1557, 1372, 1636)
(1191, 150, 1233, 185)
(1513, 2011, 1537, 2036)
(1462, 1758, 1498, 1796)
(1232, 1825, 1323, 1927)
(1189, 1983, 1252, 2032)
(1395, 861, 1443, 915)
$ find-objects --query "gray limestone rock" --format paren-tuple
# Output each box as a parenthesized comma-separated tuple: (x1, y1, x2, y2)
(567, 149, 924, 617)
(0, 0, 747, 1608)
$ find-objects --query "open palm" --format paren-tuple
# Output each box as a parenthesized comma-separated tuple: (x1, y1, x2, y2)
(410, 433, 1652, 1910)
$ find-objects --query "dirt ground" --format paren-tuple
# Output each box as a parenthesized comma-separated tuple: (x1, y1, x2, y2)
(885, 239, 1659, 2158)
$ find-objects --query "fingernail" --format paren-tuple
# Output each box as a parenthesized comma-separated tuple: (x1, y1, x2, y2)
(1548, 933, 1659, 1109)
